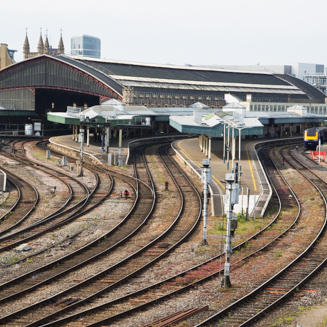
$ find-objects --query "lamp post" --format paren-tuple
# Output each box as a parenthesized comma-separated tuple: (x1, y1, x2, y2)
(222, 172, 238, 288)
(227, 126, 230, 170)
(222, 122, 227, 164)
(78, 115, 85, 177)
(236, 126, 245, 185)
(201, 159, 212, 245)
(232, 127, 235, 171)
(78, 127, 84, 177)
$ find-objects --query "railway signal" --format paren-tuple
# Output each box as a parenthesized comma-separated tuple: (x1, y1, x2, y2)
(201, 159, 212, 245)
(223, 172, 239, 288)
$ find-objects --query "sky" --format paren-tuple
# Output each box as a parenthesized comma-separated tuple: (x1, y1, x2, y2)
(2, 0, 327, 67)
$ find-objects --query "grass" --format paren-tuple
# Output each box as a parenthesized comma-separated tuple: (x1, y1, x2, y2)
(272, 316, 294, 326)
(274, 251, 283, 258)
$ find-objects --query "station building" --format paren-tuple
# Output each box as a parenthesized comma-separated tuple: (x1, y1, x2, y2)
(0, 54, 326, 142)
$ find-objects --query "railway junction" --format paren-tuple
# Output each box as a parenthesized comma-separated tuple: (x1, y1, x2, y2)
(1, 54, 327, 326)
(0, 137, 327, 327)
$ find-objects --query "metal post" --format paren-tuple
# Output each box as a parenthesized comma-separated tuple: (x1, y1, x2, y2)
(106, 126, 110, 154)
(246, 188, 250, 220)
(223, 173, 235, 288)
(208, 137, 212, 160)
(319, 138, 321, 163)
(203, 166, 208, 245)
(201, 159, 212, 245)
(227, 127, 230, 170)
(241, 186, 244, 215)
(223, 124, 226, 164)
(237, 127, 243, 185)
(78, 128, 84, 177)
(205, 136, 208, 157)
(119, 129, 123, 166)
(232, 127, 235, 170)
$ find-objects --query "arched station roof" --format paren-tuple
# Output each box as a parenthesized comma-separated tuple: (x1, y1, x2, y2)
(71, 56, 326, 103)
(0, 54, 326, 125)
(0, 54, 122, 101)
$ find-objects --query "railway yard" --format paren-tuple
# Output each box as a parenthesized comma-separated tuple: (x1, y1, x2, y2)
(0, 138, 326, 327)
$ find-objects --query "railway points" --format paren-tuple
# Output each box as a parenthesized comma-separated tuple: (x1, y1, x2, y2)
(0, 136, 327, 327)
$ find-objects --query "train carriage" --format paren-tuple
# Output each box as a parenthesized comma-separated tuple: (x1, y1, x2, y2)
(304, 127, 327, 150)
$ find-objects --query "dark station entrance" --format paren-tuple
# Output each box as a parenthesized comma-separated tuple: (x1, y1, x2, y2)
(35, 89, 100, 118)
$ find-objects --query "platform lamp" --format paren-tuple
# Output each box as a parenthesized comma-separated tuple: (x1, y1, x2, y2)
(236, 125, 245, 185)
(201, 159, 212, 245)
(222, 122, 228, 164)
(78, 115, 85, 177)
(226, 125, 231, 170)
(222, 172, 239, 288)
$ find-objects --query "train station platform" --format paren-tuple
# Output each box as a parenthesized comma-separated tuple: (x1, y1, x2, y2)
(49, 134, 272, 219)
(172, 138, 271, 218)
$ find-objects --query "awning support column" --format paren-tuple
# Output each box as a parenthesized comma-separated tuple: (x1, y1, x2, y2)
(208, 137, 212, 160)
(86, 127, 90, 147)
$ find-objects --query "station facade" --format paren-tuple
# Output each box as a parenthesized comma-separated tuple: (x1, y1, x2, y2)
(0, 54, 326, 141)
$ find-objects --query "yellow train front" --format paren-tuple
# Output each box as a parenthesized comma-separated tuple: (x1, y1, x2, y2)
(304, 127, 327, 150)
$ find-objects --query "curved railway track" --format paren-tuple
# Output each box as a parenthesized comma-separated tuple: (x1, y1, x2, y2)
(0, 145, 155, 326)
(0, 141, 91, 251)
(194, 143, 327, 326)
(2, 138, 322, 327)
(0, 143, 201, 326)
(5, 142, 302, 327)
(0, 166, 38, 235)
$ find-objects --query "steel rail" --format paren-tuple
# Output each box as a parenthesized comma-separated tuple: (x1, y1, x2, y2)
(23, 142, 302, 326)
(0, 146, 155, 325)
(24, 143, 202, 327)
(196, 144, 327, 326)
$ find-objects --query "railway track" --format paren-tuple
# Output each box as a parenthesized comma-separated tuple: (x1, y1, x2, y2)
(0, 145, 155, 326)
(5, 143, 302, 327)
(0, 141, 91, 251)
(2, 138, 321, 327)
(0, 143, 201, 326)
(194, 143, 327, 326)
(0, 165, 38, 235)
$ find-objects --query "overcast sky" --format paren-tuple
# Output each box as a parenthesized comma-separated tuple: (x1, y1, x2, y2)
(2, 0, 326, 66)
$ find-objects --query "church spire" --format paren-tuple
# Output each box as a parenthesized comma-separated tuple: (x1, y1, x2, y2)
(37, 28, 44, 54)
(44, 30, 49, 54)
(23, 28, 30, 60)
(58, 29, 64, 54)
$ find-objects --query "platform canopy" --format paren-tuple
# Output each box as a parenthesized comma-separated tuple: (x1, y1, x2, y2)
(169, 111, 264, 138)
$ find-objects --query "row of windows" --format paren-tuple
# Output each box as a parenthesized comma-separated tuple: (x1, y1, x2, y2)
(136, 92, 223, 101)
(250, 103, 327, 114)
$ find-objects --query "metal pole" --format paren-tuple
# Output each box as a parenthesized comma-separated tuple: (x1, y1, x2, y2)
(106, 126, 110, 153)
(224, 180, 233, 288)
(223, 124, 226, 163)
(201, 159, 211, 245)
(238, 128, 242, 184)
(203, 166, 208, 245)
(208, 137, 212, 160)
(232, 127, 235, 170)
(241, 186, 244, 216)
(319, 138, 321, 163)
(246, 188, 250, 220)
(79, 128, 84, 177)
(227, 127, 230, 170)
(119, 129, 123, 166)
